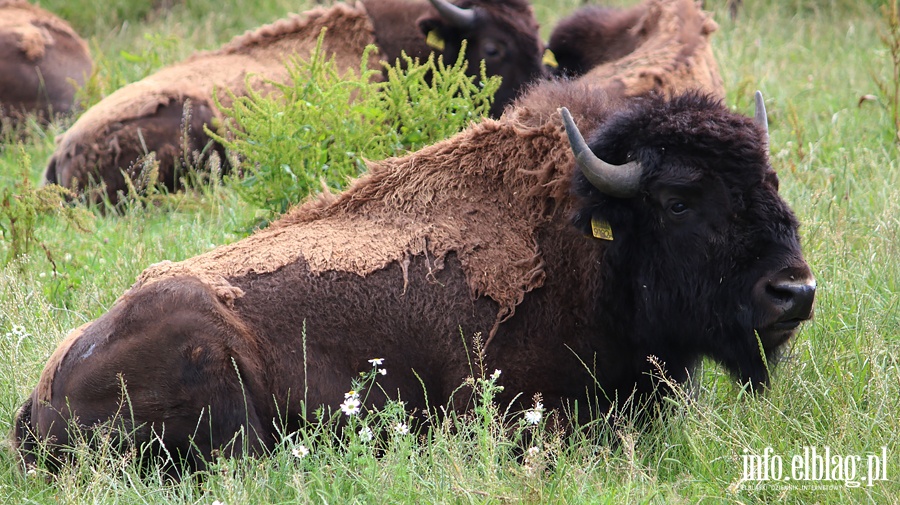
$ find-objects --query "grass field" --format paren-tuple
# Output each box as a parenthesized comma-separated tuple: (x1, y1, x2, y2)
(1, 0, 898, 503)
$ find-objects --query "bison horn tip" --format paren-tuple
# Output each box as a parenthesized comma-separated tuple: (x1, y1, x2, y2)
(754, 90, 769, 139)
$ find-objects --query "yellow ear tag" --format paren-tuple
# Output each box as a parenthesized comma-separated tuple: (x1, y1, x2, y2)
(426, 30, 445, 51)
(591, 214, 614, 241)
(542, 49, 558, 68)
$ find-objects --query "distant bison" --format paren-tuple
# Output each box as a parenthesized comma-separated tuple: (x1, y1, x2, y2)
(0, 0, 92, 125)
(547, 0, 723, 98)
(42, 0, 545, 205)
(547, 3, 644, 78)
(14, 48, 815, 474)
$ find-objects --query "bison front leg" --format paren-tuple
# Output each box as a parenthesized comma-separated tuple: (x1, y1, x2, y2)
(12, 276, 273, 475)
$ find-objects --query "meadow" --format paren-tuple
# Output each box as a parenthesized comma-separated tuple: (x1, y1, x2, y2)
(1, 0, 898, 503)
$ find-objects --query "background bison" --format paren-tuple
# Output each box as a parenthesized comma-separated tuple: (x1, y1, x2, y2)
(13, 57, 815, 473)
(41, 0, 545, 205)
(0, 0, 92, 126)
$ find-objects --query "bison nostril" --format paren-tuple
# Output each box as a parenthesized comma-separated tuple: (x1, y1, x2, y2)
(765, 276, 816, 322)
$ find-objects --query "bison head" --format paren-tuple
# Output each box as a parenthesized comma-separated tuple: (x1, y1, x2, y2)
(561, 92, 816, 388)
(418, 0, 546, 117)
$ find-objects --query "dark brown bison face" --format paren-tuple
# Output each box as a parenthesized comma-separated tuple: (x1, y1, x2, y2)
(563, 92, 816, 387)
(417, 0, 546, 117)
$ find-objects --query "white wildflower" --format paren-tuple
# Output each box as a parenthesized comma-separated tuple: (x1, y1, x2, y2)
(38, 272, 46, 279)
(340, 396, 361, 416)
(345, 390, 359, 400)
(378, 368, 387, 376)
(63, 253, 73, 262)
(368, 358, 384, 366)
(490, 369, 502, 381)
(393, 422, 409, 435)
(527, 446, 540, 457)
(291, 444, 309, 459)
(212, 501, 226, 505)
(524, 409, 542, 425)
(358, 426, 374, 442)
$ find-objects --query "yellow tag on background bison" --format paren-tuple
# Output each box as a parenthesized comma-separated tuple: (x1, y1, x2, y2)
(591, 215, 614, 241)
(542, 49, 558, 68)
(426, 30, 445, 51)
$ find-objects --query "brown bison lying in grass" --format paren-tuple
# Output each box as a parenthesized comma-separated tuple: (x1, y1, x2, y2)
(42, 0, 545, 205)
(0, 0, 92, 127)
(13, 4, 814, 473)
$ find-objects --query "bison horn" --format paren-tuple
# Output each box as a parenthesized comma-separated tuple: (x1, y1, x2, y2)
(559, 107, 642, 198)
(754, 90, 768, 139)
(429, 0, 477, 30)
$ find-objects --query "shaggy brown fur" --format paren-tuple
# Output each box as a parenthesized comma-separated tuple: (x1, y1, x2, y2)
(0, 0, 93, 124)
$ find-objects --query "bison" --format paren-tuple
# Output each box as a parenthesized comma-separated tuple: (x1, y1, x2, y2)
(13, 54, 816, 474)
(42, 0, 545, 205)
(546, 3, 645, 78)
(0, 0, 93, 126)
(546, 0, 723, 101)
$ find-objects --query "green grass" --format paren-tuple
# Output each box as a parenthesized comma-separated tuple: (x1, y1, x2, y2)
(1, 0, 899, 503)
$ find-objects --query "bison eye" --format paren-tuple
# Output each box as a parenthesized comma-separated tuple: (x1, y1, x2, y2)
(483, 41, 504, 58)
(668, 201, 689, 216)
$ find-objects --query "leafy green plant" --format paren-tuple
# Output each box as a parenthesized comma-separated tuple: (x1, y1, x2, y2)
(0, 146, 91, 265)
(211, 31, 499, 215)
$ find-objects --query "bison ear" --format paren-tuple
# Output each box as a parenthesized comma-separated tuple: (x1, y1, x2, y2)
(417, 16, 448, 50)
(572, 207, 596, 237)
(417, 16, 443, 38)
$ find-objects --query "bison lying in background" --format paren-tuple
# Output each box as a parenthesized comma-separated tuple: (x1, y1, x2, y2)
(547, 3, 645, 78)
(547, 0, 723, 98)
(14, 52, 816, 474)
(42, 0, 545, 205)
(0, 0, 92, 126)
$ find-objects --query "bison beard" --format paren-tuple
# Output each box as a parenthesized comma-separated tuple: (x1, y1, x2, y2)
(13, 88, 815, 475)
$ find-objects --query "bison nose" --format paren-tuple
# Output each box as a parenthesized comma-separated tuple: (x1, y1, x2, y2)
(757, 268, 817, 325)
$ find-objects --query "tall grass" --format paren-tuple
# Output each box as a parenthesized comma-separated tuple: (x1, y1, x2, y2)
(1, 0, 898, 503)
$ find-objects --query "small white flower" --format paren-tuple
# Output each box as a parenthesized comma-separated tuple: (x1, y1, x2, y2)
(38, 272, 46, 278)
(212, 501, 226, 505)
(524, 409, 542, 425)
(393, 422, 409, 435)
(527, 446, 540, 457)
(378, 368, 387, 376)
(63, 253, 73, 262)
(291, 444, 309, 459)
(368, 358, 384, 366)
(358, 426, 374, 442)
(340, 397, 361, 416)
(98, 257, 106, 265)
(344, 390, 359, 400)
(490, 369, 502, 381)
